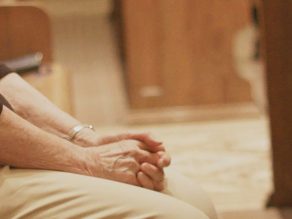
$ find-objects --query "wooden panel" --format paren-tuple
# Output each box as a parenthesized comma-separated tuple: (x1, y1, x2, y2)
(122, 0, 163, 108)
(261, 0, 292, 207)
(0, 5, 52, 63)
(122, 0, 252, 109)
(126, 103, 260, 125)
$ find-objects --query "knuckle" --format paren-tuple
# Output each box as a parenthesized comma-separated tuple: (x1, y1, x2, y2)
(128, 174, 139, 185)
(132, 160, 140, 168)
(131, 147, 140, 154)
(123, 140, 140, 149)
(125, 158, 140, 170)
(118, 141, 134, 152)
(118, 140, 127, 149)
(127, 147, 140, 157)
(124, 139, 137, 144)
(123, 170, 136, 179)
(130, 161, 140, 172)
(126, 158, 135, 165)
(124, 139, 146, 150)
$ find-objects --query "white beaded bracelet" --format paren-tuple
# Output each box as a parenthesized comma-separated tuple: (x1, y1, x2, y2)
(67, 124, 94, 141)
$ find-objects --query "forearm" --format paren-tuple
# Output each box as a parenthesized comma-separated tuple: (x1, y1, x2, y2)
(0, 106, 87, 174)
(0, 73, 97, 145)
(0, 74, 168, 153)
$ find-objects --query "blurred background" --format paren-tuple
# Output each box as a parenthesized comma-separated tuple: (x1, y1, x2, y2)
(0, 0, 278, 218)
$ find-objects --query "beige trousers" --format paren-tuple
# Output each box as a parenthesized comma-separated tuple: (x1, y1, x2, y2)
(0, 166, 216, 219)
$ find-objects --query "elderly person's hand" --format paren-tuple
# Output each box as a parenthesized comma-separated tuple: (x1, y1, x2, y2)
(0, 73, 170, 191)
(83, 139, 166, 191)
(74, 131, 171, 168)
(96, 132, 170, 167)
(75, 131, 171, 191)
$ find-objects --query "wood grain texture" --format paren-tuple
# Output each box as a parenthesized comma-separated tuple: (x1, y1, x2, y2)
(261, 0, 292, 207)
(0, 5, 52, 63)
(121, 0, 253, 109)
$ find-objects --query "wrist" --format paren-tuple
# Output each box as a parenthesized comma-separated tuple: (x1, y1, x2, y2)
(65, 124, 97, 147)
(78, 147, 102, 177)
(64, 144, 92, 175)
(72, 128, 99, 147)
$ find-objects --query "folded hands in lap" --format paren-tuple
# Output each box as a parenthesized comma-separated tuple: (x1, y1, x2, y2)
(79, 132, 171, 191)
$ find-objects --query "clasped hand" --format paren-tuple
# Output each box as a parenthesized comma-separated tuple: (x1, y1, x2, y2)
(82, 133, 171, 191)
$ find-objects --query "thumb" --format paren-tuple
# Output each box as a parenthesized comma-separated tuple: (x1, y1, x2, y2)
(128, 132, 164, 152)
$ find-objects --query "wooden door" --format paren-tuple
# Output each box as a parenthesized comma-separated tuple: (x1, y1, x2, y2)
(122, 0, 253, 109)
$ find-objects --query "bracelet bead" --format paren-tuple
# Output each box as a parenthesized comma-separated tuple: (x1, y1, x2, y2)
(67, 124, 94, 141)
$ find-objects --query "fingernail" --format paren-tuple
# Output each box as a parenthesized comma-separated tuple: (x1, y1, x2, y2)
(153, 142, 163, 147)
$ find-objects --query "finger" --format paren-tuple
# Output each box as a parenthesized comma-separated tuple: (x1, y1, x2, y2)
(128, 133, 165, 152)
(100, 133, 156, 146)
(97, 135, 121, 145)
(121, 173, 140, 187)
(108, 142, 164, 168)
(157, 151, 171, 168)
(153, 180, 165, 191)
(140, 163, 164, 182)
(139, 143, 165, 153)
(104, 133, 165, 153)
(137, 171, 154, 190)
(139, 164, 165, 191)
(136, 150, 161, 166)
(116, 157, 140, 172)
(134, 140, 165, 154)
(129, 132, 162, 146)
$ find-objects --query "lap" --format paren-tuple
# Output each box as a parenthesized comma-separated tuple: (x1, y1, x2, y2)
(0, 166, 215, 219)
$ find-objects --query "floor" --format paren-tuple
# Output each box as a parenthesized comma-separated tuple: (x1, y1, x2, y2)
(94, 117, 272, 213)
(221, 208, 292, 219)
(39, 1, 273, 217)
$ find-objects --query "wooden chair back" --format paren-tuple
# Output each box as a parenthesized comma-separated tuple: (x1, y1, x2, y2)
(0, 5, 52, 63)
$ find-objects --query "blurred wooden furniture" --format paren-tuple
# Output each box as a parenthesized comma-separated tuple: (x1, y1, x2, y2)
(262, 0, 292, 207)
(0, 4, 73, 114)
(121, 0, 254, 110)
(0, 5, 52, 63)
